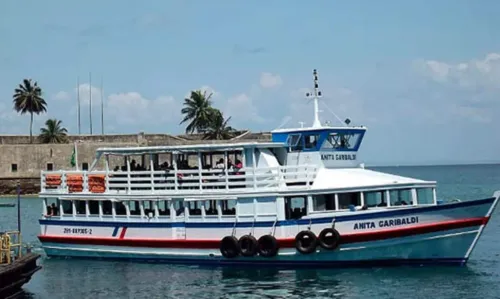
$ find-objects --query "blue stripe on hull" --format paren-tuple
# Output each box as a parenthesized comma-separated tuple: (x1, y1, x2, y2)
(38, 197, 496, 228)
(41, 226, 479, 268)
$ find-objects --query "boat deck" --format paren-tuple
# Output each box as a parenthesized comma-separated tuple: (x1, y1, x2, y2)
(40, 165, 319, 197)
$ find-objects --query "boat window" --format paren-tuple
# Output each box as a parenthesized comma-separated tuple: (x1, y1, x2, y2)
(338, 192, 361, 209)
(204, 200, 218, 216)
(173, 200, 185, 217)
(389, 189, 412, 206)
(285, 196, 307, 220)
(322, 132, 362, 150)
(115, 202, 127, 216)
(416, 188, 434, 205)
(61, 200, 72, 215)
(286, 134, 303, 151)
(87, 200, 99, 215)
(304, 134, 320, 149)
(312, 194, 336, 211)
(129, 201, 140, 215)
(188, 201, 202, 216)
(364, 191, 387, 207)
(75, 200, 86, 215)
(221, 199, 236, 215)
(102, 201, 112, 215)
(158, 201, 169, 216)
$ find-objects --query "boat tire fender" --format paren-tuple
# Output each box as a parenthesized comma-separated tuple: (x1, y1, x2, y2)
(220, 236, 240, 258)
(318, 228, 341, 250)
(257, 235, 279, 257)
(295, 230, 318, 254)
(238, 235, 258, 257)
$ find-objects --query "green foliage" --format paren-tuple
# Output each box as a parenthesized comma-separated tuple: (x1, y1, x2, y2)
(12, 79, 47, 143)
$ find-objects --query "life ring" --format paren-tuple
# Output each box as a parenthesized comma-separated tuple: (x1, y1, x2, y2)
(257, 235, 279, 257)
(238, 235, 258, 257)
(220, 236, 240, 258)
(318, 228, 341, 250)
(295, 230, 318, 254)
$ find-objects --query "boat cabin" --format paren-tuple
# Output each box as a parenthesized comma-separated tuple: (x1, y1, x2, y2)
(271, 126, 366, 168)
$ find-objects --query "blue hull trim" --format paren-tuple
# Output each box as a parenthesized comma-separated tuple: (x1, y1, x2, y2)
(39, 197, 495, 228)
(45, 255, 467, 268)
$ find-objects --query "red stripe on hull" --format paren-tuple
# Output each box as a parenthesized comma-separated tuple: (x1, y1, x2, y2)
(38, 217, 489, 249)
(119, 227, 127, 239)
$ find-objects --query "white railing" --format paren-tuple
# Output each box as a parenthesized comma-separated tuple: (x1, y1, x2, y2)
(40, 165, 318, 195)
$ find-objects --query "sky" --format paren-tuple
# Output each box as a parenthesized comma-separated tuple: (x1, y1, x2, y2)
(1, 0, 500, 166)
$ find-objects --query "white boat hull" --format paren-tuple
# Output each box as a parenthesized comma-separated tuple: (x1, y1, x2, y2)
(38, 194, 499, 267)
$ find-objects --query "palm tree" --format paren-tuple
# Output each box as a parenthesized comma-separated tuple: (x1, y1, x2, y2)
(203, 109, 236, 140)
(12, 79, 48, 143)
(180, 90, 214, 134)
(39, 119, 68, 144)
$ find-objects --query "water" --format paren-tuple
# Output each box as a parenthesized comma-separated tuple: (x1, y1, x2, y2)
(1, 164, 500, 299)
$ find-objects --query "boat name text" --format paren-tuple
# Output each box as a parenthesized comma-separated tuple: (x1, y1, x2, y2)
(63, 228, 93, 235)
(321, 154, 357, 161)
(353, 216, 419, 230)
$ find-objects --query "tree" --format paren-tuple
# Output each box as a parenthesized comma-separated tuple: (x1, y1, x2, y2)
(39, 119, 68, 144)
(203, 109, 236, 140)
(12, 79, 48, 143)
(180, 90, 214, 134)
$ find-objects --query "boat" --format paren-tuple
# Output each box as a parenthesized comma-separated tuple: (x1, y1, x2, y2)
(37, 69, 499, 267)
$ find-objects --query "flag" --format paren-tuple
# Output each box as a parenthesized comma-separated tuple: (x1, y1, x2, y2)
(70, 145, 76, 167)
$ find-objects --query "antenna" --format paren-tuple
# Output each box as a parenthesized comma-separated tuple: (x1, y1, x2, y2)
(305, 69, 322, 128)
(89, 72, 93, 135)
(101, 77, 104, 135)
(77, 76, 81, 135)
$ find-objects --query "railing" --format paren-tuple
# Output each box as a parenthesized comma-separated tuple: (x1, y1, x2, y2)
(40, 165, 318, 195)
(0, 231, 22, 265)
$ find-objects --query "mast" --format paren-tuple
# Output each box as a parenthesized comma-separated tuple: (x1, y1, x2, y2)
(305, 69, 322, 128)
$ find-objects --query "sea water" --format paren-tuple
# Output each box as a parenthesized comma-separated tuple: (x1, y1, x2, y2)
(1, 164, 499, 299)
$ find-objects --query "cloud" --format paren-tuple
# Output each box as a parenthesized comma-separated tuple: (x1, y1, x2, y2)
(53, 91, 70, 101)
(259, 72, 282, 88)
(416, 52, 500, 89)
(223, 93, 266, 125)
(107, 92, 179, 126)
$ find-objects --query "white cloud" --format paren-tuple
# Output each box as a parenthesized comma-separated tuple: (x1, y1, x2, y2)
(417, 52, 500, 88)
(106, 92, 179, 126)
(74, 83, 103, 106)
(53, 91, 70, 101)
(223, 93, 265, 125)
(259, 72, 282, 88)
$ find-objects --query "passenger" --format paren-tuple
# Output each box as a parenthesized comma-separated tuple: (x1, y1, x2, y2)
(50, 203, 59, 216)
(46, 205, 53, 216)
(215, 158, 225, 169)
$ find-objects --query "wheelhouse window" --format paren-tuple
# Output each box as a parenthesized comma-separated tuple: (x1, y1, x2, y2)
(312, 193, 336, 211)
(364, 191, 387, 207)
(286, 134, 303, 151)
(389, 189, 412, 206)
(416, 188, 434, 205)
(285, 196, 307, 220)
(337, 192, 361, 209)
(322, 132, 362, 150)
(304, 134, 319, 149)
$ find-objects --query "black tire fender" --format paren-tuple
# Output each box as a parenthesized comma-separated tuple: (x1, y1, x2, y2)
(220, 235, 240, 258)
(238, 235, 258, 257)
(295, 230, 318, 254)
(257, 235, 279, 257)
(318, 228, 341, 250)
